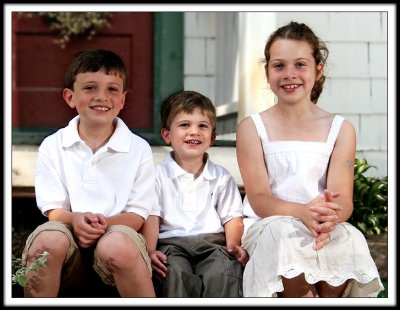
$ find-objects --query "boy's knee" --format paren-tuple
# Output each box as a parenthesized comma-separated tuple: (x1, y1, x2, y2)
(95, 231, 141, 265)
(24, 230, 70, 267)
(28, 231, 69, 255)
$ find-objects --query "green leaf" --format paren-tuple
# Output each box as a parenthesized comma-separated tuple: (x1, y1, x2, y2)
(17, 276, 27, 287)
(11, 250, 49, 287)
(350, 158, 388, 236)
(357, 222, 367, 233)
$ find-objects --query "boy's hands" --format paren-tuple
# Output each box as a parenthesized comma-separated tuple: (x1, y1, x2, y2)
(149, 250, 169, 280)
(72, 212, 107, 248)
(227, 245, 249, 267)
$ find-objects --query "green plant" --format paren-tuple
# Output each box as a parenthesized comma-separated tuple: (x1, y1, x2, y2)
(12, 251, 48, 287)
(19, 12, 112, 49)
(348, 158, 388, 236)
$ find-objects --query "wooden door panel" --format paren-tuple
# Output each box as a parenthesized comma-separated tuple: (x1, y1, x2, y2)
(13, 12, 154, 129)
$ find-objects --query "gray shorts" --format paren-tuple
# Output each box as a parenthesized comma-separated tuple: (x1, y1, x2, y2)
(22, 221, 152, 287)
(156, 233, 243, 297)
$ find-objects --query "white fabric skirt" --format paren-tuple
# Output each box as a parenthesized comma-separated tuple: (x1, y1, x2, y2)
(242, 216, 384, 297)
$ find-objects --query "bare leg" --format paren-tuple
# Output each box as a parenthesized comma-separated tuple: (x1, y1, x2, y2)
(277, 274, 319, 297)
(95, 232, 155, 297)
(24, 231, 69, 297)
(316, 280, 349, 297)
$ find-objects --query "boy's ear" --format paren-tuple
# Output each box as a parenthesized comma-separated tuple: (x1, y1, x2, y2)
(63, 88, 76, 109)
(210, 131, 216, 146)
(119, 91, 127, 109)
(160, 128, 171, 145)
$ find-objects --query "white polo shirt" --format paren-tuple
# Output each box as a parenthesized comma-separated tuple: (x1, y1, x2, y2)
(152, 152, 243, 239)
(35, 115, 156, 219)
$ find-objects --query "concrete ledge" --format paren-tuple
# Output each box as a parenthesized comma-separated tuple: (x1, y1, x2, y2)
(12, 145, 39, 188)
(12, 144, 244, 190)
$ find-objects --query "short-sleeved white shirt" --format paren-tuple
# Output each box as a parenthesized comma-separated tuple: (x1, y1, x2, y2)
(35, 115, 156, 219)
(152, 152, 243, 239)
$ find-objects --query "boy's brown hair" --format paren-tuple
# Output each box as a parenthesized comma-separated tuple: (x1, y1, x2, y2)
(64, 49, 127, 91)
(160, 90, 217, 131)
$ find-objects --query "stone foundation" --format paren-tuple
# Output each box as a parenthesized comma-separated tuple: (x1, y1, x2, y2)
(366, 233, 388, 279)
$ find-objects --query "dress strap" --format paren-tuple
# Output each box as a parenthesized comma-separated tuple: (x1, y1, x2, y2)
(326, 115, 345, 146)
(250, 113, 269, 142)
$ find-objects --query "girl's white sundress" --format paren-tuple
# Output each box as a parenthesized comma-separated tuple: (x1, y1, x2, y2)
(241, 113, 384, 297)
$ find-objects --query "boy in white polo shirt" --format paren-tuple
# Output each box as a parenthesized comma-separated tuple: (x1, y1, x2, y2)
(21, 49, 156, 297)
(140, 90, 248, 297)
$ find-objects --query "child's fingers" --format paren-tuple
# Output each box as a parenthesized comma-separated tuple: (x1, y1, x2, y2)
(323, 189, 340, 202)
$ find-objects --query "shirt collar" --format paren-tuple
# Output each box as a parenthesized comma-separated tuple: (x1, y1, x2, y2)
(61, 115, 81, 148)
(165, 151, 215, 181)
(61, 116, 132, 153)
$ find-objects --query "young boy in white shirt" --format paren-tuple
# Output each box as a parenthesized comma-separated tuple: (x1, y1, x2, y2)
(141, 90, 248, 297)
(21, 49, 156, 297)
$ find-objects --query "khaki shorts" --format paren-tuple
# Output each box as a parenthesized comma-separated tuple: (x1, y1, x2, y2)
(22, 221, 152, 287)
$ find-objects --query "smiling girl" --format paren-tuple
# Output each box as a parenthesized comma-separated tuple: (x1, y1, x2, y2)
(236, 21, 383, 298)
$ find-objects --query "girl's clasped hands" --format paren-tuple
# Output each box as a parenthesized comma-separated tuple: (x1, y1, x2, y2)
(308, 189, 342, 250)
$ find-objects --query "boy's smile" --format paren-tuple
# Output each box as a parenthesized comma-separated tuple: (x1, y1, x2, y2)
(63, 70, 126, 129)
(161, 108, 214, 169)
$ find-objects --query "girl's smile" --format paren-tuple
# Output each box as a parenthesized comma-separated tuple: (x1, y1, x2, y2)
(267, 39, 322, 104)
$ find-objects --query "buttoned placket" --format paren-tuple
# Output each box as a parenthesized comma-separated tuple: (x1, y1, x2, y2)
(82, 158, 97, 187)
(81, 146, 108, 187)
(180, 173, 197, 212)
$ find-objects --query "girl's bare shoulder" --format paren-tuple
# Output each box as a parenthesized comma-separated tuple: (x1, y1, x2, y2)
(237, 113, 259, 131)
